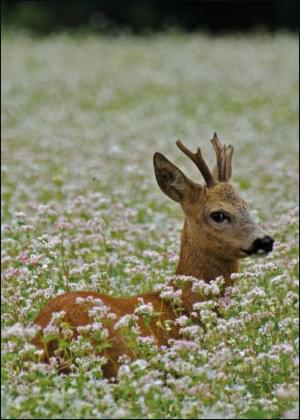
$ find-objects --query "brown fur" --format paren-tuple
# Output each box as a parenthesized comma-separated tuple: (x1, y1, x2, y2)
(32, 291, 181, 378)
(31, 134, 270, 378)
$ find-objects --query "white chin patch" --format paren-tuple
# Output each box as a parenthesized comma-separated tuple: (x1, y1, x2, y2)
(254, 249, 267, 257)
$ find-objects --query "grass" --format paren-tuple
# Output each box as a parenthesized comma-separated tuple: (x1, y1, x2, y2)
(1, 31, 299, 419)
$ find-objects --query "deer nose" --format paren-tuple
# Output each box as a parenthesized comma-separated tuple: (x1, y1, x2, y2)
(252, 235, 274, 254)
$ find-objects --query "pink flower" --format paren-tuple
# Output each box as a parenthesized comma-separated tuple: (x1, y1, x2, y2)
(19, 251, 29, 264)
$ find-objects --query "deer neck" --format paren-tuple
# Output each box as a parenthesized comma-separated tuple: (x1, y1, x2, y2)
(172, 219, 239, 313)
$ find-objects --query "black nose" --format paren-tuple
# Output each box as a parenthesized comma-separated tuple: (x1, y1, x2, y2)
(252, 236, 274, 254)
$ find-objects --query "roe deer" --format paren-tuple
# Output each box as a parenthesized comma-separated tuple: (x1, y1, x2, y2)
(31, 133, 274, 378)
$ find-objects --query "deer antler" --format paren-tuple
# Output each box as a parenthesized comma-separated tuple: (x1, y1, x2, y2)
(176, 139, 216, 188)
(210, 132, 234, 182)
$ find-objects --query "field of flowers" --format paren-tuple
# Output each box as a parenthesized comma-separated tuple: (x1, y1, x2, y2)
(1, 32, 299, 419)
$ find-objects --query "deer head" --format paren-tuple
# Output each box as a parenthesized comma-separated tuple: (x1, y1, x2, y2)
(153, 133, 274, 266)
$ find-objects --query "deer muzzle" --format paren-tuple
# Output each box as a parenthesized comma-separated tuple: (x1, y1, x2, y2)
(243, 235, 274, 256)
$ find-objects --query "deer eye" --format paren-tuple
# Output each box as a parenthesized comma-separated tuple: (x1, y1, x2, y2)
(210, 211, 230, 223)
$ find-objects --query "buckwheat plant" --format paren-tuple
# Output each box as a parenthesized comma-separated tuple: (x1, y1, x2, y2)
(2, 31, 298, 419)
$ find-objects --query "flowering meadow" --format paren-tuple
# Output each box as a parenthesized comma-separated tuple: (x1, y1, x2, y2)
(1, 32, 299, 419)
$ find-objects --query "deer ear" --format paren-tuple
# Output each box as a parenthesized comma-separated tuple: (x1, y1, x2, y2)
(153, 152, 197, 203)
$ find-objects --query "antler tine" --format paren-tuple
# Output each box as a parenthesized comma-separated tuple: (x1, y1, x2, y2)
(211, 132, 226, 182)
(176, 139, 216, 188)
(210, 132, 234, 182)
(225, 144, 234, 181)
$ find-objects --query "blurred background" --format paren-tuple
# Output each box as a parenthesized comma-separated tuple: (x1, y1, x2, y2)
(2, 0, 298, 34)
(2, 0, 298, 220)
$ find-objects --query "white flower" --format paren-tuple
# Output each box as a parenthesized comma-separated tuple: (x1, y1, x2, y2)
(114, 314, 138, 330)
(275, 385, 298, 400)
(51, 311, 66, 322)
(159, 286, 182, 303)
(210, 284, 220, 295)
(180, 325, 202, 338)
(132, 359, 147, 370)
(2, 323, 39, 339)
(175, 315, 190, 327)
(134, 298, 154, 316)
(193, 300, 216, 311)
(75, 297, 85, 304)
